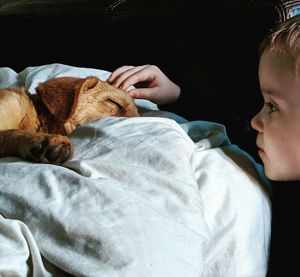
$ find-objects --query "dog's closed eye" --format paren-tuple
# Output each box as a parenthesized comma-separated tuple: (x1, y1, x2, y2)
(106, 99, 126, 115)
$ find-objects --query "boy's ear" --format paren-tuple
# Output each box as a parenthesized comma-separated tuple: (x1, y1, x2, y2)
(36, 76, 99, 122)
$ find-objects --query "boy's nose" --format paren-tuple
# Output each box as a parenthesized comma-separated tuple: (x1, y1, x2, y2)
(250, 111, 263, 133)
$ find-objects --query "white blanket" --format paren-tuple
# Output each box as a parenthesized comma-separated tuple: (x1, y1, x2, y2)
(0, 64, 271, 277)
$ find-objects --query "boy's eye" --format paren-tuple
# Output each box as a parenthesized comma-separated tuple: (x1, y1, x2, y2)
(264, 101, 279, 113)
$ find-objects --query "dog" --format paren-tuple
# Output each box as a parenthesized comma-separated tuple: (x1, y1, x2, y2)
(0, 76, 139, 164)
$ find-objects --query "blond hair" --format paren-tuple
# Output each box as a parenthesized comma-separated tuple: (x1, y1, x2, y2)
(259, 14, 300, 57)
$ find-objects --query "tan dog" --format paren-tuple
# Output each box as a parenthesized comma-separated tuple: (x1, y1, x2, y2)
(0, 76, 139, 164)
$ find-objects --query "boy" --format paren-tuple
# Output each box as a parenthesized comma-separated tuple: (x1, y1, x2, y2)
(251, 15, 300, 181)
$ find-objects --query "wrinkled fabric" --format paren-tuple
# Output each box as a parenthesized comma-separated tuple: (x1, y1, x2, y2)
(0, 64, 271, 276)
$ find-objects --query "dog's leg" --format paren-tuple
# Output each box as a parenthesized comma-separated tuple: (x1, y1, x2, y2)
(0, 88, 73, 164)
(0, 130, 73, 164)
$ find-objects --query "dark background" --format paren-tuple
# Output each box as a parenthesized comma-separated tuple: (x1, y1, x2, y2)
(0, 0, 299, 275)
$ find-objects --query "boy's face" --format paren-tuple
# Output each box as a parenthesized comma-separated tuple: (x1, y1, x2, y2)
(251, 49, 300, 181)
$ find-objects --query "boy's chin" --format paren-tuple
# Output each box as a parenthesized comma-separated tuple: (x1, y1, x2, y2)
(265, 167, 299, 182)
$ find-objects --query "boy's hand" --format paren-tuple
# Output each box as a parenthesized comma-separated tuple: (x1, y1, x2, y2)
(107, 65, 180, 105)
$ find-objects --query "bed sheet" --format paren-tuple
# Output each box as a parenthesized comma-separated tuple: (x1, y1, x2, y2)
(0, 64, 271, 276)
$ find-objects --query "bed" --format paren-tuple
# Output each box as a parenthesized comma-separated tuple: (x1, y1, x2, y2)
(0, 63, 271, 276)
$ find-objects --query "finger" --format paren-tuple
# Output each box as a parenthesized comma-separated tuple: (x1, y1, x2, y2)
(107, 65, 135, 83)
(119, 66, 157, 91)
(108, 65, 147, 84)
(127, 89, 144, 99)
(128, 87, 160, 103)
(112, 65, 149, 88)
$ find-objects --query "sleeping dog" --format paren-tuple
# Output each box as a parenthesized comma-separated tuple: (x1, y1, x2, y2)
(0, 76, 139, 164)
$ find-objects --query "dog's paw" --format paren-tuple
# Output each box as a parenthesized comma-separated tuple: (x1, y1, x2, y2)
(19, 134, 74, 164)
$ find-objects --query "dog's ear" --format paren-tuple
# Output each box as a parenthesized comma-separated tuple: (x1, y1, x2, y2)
(36, 76, 99, 122)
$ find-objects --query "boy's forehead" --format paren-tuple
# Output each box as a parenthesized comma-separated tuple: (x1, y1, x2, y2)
(259, 49, 300, 85)
(260, 50, 296, 73)
(259, 49, 300, 103)
(259, 50, 298, 95)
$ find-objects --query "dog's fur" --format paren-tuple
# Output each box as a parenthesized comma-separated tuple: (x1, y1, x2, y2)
(0, 76, 139, 164)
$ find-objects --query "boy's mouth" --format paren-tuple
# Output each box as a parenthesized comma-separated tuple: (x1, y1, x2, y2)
(256, 139, 264, 154)
(257, 147, 265, 158)
(256, 142, 264, 154)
